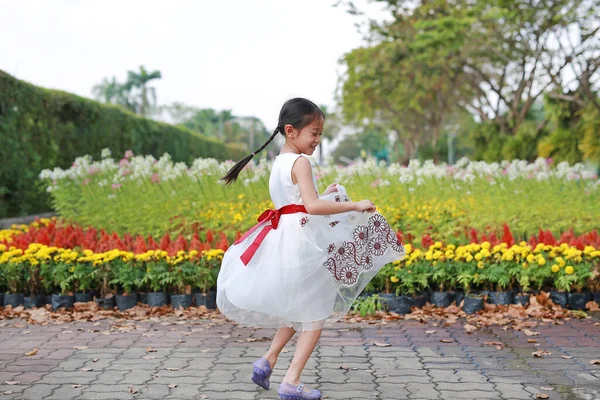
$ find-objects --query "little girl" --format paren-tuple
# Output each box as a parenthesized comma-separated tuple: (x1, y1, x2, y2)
(217, 98, 405, 400)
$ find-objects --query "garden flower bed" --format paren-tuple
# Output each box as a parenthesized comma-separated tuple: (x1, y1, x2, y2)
(1, 220, 598, 315)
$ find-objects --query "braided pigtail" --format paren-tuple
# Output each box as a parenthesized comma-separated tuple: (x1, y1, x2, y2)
(221, 127, 281, 185)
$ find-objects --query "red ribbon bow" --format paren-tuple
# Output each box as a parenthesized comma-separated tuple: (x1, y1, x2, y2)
(235, 204, 307, 265)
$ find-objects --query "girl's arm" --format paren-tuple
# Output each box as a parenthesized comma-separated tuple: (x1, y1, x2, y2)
(293, 157, 375, 215)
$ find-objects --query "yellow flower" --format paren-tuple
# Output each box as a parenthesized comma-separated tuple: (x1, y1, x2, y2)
(390, 276, 399, 283)
(537, 257, 546, 266)
(522, 262, 528, 269)
(551, 265, 560, 273)
(565, 266, 574, 275)
(477, 261, 484, 269)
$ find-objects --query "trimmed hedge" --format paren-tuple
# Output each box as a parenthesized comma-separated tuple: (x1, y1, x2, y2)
(0, 70, 245, 218)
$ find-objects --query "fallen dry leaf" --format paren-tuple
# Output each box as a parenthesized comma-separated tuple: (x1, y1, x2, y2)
(128, 386, 138, 394)
(168, 383, 178, 389)
(339, 365, 350, 370)
(92, 358, 99, 362)
(5, 381, 20, 385)
(425, 330, 436, 334)
(524, 329, 540, 336)
(81, 368, 93, 372)
(146, 347, 157, 353)
(71, 385, 82, 388)
(4, 390, 13, 395)
(220, 334, 231, 339)
(73, 346, 88, 350)
(540, 387, 554, 391)
(590, 360, 600, 365)
(532, 350, 552, 357)
(25, 348, 39, 356)
(373, 342, 391, 347)
(198, 396, 209, 399)
(166, 368, 180, 371)
(536, 394, 549, 399)
(561, 355, 573, 359)
(585, 301, 599, 312)
(440, 339, 453, 343)
(464, 324, 478, 333)
(527, 339, 538, 343)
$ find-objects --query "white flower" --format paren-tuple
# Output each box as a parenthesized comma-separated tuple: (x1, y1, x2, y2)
(101, 148, 112, 158)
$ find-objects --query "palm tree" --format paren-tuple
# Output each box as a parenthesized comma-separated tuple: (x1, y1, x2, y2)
(92, 76, 122, 103)
(125, 66, 162, 117)
(319, 104, 342, 164)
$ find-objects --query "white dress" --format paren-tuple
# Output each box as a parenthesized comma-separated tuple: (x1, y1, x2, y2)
(216, 153, 405, 331)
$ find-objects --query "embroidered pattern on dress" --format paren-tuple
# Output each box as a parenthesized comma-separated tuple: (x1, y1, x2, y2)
(329, 221, 340, 228)
(335, 195, 341, 202)
(300, 217, 309, 227)
(323, 214, 404, 286)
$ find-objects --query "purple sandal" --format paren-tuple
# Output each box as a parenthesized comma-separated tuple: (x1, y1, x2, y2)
(251, 357, 272, 390)
(278, 381, 321, 400)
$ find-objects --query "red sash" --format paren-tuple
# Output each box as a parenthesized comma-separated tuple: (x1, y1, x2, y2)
(235, 204, 307, 265)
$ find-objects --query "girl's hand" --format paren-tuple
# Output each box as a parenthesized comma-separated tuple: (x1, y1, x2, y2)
(321, 182, 339, 196)
(355, 200, 376, 213)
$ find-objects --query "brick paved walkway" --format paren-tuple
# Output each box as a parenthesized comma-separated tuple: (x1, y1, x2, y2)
(0, 315, 599, 399)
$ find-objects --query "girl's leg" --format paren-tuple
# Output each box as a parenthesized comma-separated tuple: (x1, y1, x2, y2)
(264, 326, 296, 368)
(283, 328, 323, 385)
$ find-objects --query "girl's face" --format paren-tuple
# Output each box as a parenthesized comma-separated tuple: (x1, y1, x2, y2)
(285, 117, 324, 155)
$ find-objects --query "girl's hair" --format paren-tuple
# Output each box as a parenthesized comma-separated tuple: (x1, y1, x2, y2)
(221, 98, 324, 185)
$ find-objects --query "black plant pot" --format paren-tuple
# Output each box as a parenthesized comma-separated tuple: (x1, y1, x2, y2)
(170, 294, 193, 309)
(23, 294, 45, 309)
(146, 292, 168, 307)
(550, 291, 568, 308)
(410, 294, 427, 309)
(463, 296, 484, 314)
(75, 292, 94, 303)
(450, 290, 465, 307)
(116, 293, 138, 311)
(514, 294, 531, 306)
(388, 295, 412, 314)
(568, 292, 592, 310)
(138, 292, 148, 304)
(0, 293, 3, 307)
(51, 294, 75, 310)
(45, 294, 53, 305)
(378, 293, 396, 311)
(488, 291, 515, 305)
(430, 291, 451, 308)
(194, 291, 217, 309)
(95, 296, 116, 310)
(4, 293, 24, 307)
(593, 292, 600, 303)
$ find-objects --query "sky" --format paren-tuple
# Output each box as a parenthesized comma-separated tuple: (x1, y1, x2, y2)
(0, 0, 388, 136)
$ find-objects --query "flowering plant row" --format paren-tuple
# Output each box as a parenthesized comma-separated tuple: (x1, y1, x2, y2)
(39, 151, 600, 243)
(0, 242, 223, 299)
(1, 221, 599, 304)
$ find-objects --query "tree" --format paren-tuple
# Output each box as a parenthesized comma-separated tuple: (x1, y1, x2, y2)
(125, 65, 162, 117)
(91, 76, 137, 113)
(319, 104, 343, 164)
(337, 0, 600, 162)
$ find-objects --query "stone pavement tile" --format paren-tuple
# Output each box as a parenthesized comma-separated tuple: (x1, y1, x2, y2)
(494, 383, 536, 400)
(406, 382, 441, 399)
(437, 390, 501, 399)
(317, 368, 347, 383)
(45, 384, 87, 400)
(318, 382, 376, 392)
(163, 383, 202, 399)
(436, 382, 496, 392)
(210, 390, 259, 399)
(427, 369, 460, 382)
(37, 370, 101, 385)
(76, 391, 135, 399)
(6, 383, 44, 398)
(373, 368, 429, 377)
(136, 383, 171, 399)
(376, 375, 431, 384)
(119, 370, 158, 385)
(377, 383, 411, 399)
(323, 390, 379, 399)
